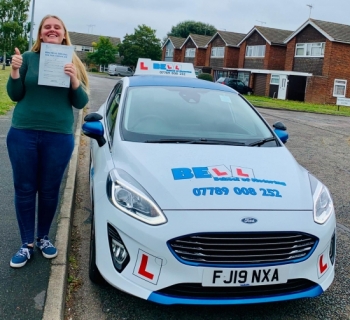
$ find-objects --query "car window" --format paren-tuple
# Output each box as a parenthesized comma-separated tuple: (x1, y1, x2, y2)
(216, 77, 226, 82)
(121, 86, 272, 144)
(237, 81, 245, 88)
(105, 83, 123, 143)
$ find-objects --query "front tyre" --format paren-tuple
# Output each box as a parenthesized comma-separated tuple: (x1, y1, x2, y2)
(89, 199, 104, 284)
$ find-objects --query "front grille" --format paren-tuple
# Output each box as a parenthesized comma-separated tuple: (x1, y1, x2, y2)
(168, 232, 318, 265)
(156, 279, 317, 298)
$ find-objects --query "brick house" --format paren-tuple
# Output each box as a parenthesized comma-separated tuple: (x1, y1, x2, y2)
(284, 19, 350, 104)
(180, 34, 213, 72)
(162, 36, 186, 62)
(69, 31, 121, 67)
(232, 25, 310, 99)
(205, 30, 246, 80)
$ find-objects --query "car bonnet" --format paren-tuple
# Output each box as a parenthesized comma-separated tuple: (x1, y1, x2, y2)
(113, 142, 313, 211)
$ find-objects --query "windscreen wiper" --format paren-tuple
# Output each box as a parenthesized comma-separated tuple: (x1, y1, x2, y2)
(145, 138, 246, 146)
(248, 137, 277, 147)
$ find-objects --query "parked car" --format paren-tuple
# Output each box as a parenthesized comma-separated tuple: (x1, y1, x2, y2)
(0, 57, 11, 65)
(216, 77, 253, 94)
(82, 58, 336, 306)
(108, 64, 134, 77)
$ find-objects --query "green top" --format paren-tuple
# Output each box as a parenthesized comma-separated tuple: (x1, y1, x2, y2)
(7, 51, 89, 134)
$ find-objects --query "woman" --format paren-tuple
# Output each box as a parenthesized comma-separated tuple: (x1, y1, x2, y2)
(7, 15, 89, 268)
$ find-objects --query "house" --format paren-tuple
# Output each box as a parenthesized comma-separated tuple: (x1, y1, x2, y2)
(284, 19, 350, 104)
(205, 30, 246, 80)
(180, 34, 213, 72)
(162, 36, 186, 62)
(69, 31, 121, 63)
(232, 25, 308, 99)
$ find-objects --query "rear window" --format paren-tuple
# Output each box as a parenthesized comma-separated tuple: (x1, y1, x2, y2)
(216, 77, 226, 82)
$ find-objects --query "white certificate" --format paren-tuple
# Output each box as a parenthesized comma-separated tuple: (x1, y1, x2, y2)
(38, 43, 74, 88)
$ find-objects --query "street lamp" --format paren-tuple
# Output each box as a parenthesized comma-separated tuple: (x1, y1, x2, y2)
(28, 0, 35, 50)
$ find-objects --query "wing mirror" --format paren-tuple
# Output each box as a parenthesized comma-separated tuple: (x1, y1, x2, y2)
(82, 113, 106, 147)
(273, 121, 288, 144)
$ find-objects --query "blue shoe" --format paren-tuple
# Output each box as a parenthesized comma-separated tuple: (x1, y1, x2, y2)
(36, 236, 58, 259)
(10, 244, 34, 268)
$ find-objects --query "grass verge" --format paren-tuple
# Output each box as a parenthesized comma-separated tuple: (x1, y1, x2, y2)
(0, 68, 14, 115)
(244, 95, 350, 116)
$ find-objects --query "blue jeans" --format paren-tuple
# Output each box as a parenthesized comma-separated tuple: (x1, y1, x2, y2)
(6, 127, 74, 244)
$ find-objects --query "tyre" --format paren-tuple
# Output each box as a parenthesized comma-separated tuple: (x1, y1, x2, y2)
(89, 198, 104, 284)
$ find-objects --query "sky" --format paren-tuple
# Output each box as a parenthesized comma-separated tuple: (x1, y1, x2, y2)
(31, 0, 350, 41)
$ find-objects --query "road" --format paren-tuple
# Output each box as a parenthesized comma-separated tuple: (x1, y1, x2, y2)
(65, 75, 350, 320)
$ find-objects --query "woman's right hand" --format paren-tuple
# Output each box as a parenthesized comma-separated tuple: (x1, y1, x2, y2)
(11, 48, 22, 71)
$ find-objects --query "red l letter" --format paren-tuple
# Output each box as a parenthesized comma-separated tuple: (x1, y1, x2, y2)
(236, 168, 249, 177)
(319, 255, 328, 274)
(138, 254, 154, 280)
(212, 168, 228, 176)
(140, 62, 148, 70)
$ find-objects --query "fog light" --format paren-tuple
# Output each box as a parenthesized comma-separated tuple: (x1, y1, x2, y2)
(329, 232, 336, 265)
(108, 223, 130, 272)
(112, 239, 128, 264)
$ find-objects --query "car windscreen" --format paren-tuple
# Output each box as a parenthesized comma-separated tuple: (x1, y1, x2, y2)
(121, 86, 274, 145)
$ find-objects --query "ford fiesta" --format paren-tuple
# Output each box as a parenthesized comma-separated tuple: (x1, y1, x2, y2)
(82, 58, 336, 305)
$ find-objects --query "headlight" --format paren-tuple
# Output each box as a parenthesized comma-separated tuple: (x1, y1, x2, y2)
(309, 173, 334, 224)
(107, 169, 167, 225)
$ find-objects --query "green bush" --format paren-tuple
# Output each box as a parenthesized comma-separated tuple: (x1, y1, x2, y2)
(197, 73, 213, 82)
(90, 68, 98, 72)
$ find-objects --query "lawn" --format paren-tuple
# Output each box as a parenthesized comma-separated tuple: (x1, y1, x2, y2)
(244, 94, 350, 116)
(0, 68, 14, 115)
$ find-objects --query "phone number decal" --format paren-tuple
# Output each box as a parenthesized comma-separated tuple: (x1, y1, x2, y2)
(193, 187, 282, 198)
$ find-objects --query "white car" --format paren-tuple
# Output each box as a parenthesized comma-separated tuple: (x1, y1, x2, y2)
(82, 58, 336, 305)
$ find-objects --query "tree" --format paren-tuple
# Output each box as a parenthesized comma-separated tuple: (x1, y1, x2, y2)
(0, 0, 30, 69)
(167, 20, 216, 39)
(87, 36, 118, 67)
(118, 24, 162, 68)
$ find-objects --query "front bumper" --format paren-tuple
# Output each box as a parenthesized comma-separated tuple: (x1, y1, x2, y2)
(94, 198, 336, 305)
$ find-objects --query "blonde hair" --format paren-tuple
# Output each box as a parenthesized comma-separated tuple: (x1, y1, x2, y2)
(32, 15, 90, 94)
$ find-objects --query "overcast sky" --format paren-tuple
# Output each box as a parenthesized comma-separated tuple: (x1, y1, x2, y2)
(31, 0, 349, 41)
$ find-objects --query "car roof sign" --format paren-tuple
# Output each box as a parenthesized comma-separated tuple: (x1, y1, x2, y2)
(134, 58, 196, 78)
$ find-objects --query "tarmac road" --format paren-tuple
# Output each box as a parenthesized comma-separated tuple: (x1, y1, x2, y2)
(65, 76, 350, 320)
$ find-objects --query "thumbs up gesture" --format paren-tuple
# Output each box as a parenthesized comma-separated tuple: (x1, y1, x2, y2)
(11, 48, 23, 70)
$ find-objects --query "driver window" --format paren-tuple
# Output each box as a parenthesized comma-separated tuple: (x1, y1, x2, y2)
(105, 83, 123, 143)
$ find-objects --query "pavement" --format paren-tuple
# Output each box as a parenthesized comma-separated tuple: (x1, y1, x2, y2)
(0, 107, 83, 320)
(41, 109, 84, 320)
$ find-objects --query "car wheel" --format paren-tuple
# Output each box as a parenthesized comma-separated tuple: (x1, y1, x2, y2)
(89, 197, 104, 284)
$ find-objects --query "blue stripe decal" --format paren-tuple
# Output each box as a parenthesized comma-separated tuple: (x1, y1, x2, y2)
(148, 285, 323, 305)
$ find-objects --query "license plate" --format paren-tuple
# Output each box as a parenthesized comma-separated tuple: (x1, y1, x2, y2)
(202, 266, 289, 287)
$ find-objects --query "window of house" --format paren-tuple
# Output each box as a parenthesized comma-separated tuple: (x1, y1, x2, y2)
(245, 45, 266, 57)
(185, 48, 196, 58)
(211, 47, 225, 58)
(270, 74, 280, 85)
(295, 43, 325, 57)
(82, 46, 93, 52)
(333, 79, 347, 97)
(166, 48, 174, 57)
